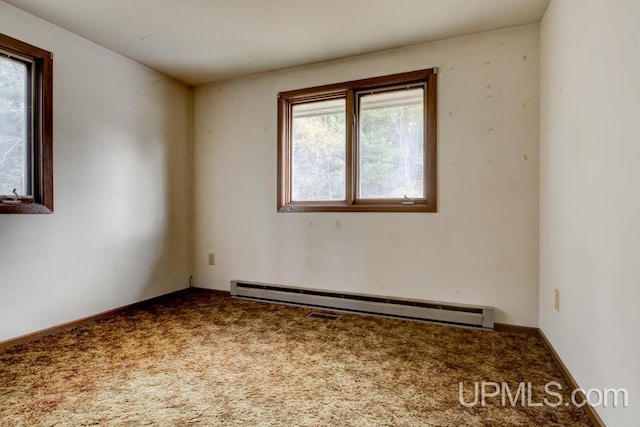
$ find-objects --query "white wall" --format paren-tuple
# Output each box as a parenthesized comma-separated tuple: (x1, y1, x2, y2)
(540, 0, 640, 424)
(0, 2, 193, 342)
(193, 25, 540, 326)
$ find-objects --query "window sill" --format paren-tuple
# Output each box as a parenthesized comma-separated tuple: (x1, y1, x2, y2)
(0, 201, 53, 214)
(278, 202, 436, 213)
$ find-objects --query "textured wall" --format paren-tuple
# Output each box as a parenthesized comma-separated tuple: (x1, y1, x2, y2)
(193, 25, 540, 326)
(540, 0, 640, 424)
(0, 2, 193, 342)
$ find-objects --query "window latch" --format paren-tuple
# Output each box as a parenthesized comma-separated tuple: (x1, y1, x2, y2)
(402, 195, 415, 205)
(2, 189, 22, 205)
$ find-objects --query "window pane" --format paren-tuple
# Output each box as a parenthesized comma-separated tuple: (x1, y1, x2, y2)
(358, 87, 424, 199)
(291, 99, 346, 201)
(0, 56, 28, 196)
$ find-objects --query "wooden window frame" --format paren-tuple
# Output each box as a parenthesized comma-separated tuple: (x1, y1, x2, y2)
(277, 68, 437, 213)
(0, 33, 53, 214)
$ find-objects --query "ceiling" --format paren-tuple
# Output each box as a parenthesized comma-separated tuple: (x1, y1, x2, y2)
(5, 0, 550, 86)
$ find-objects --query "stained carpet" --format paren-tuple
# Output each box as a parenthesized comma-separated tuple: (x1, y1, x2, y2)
(0, 291, 591, 426)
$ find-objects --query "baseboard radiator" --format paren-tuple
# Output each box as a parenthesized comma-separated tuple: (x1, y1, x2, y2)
(230, 280, 494, 330)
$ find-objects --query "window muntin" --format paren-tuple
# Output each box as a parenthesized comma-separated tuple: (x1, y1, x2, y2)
(0, 33, 53, 214)
(278, 69, 436, 212)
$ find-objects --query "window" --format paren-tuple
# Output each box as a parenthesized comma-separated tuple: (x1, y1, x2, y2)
(0, 33, 53, 214)
(277, 69, 436, 212)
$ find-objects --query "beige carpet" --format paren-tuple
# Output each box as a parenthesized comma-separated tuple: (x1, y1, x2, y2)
(0, 291, 591, 426)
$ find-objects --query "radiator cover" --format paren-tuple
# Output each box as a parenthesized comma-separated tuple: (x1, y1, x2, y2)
(230, 280, 494, 330)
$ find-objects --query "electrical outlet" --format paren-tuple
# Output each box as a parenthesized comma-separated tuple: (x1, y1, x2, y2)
(208, 253, 215, 266)
(554, 289, 560, 312)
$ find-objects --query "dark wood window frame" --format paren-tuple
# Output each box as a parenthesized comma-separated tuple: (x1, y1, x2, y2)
(0, 33, 53, 214)
(277, 68, 437, 213)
